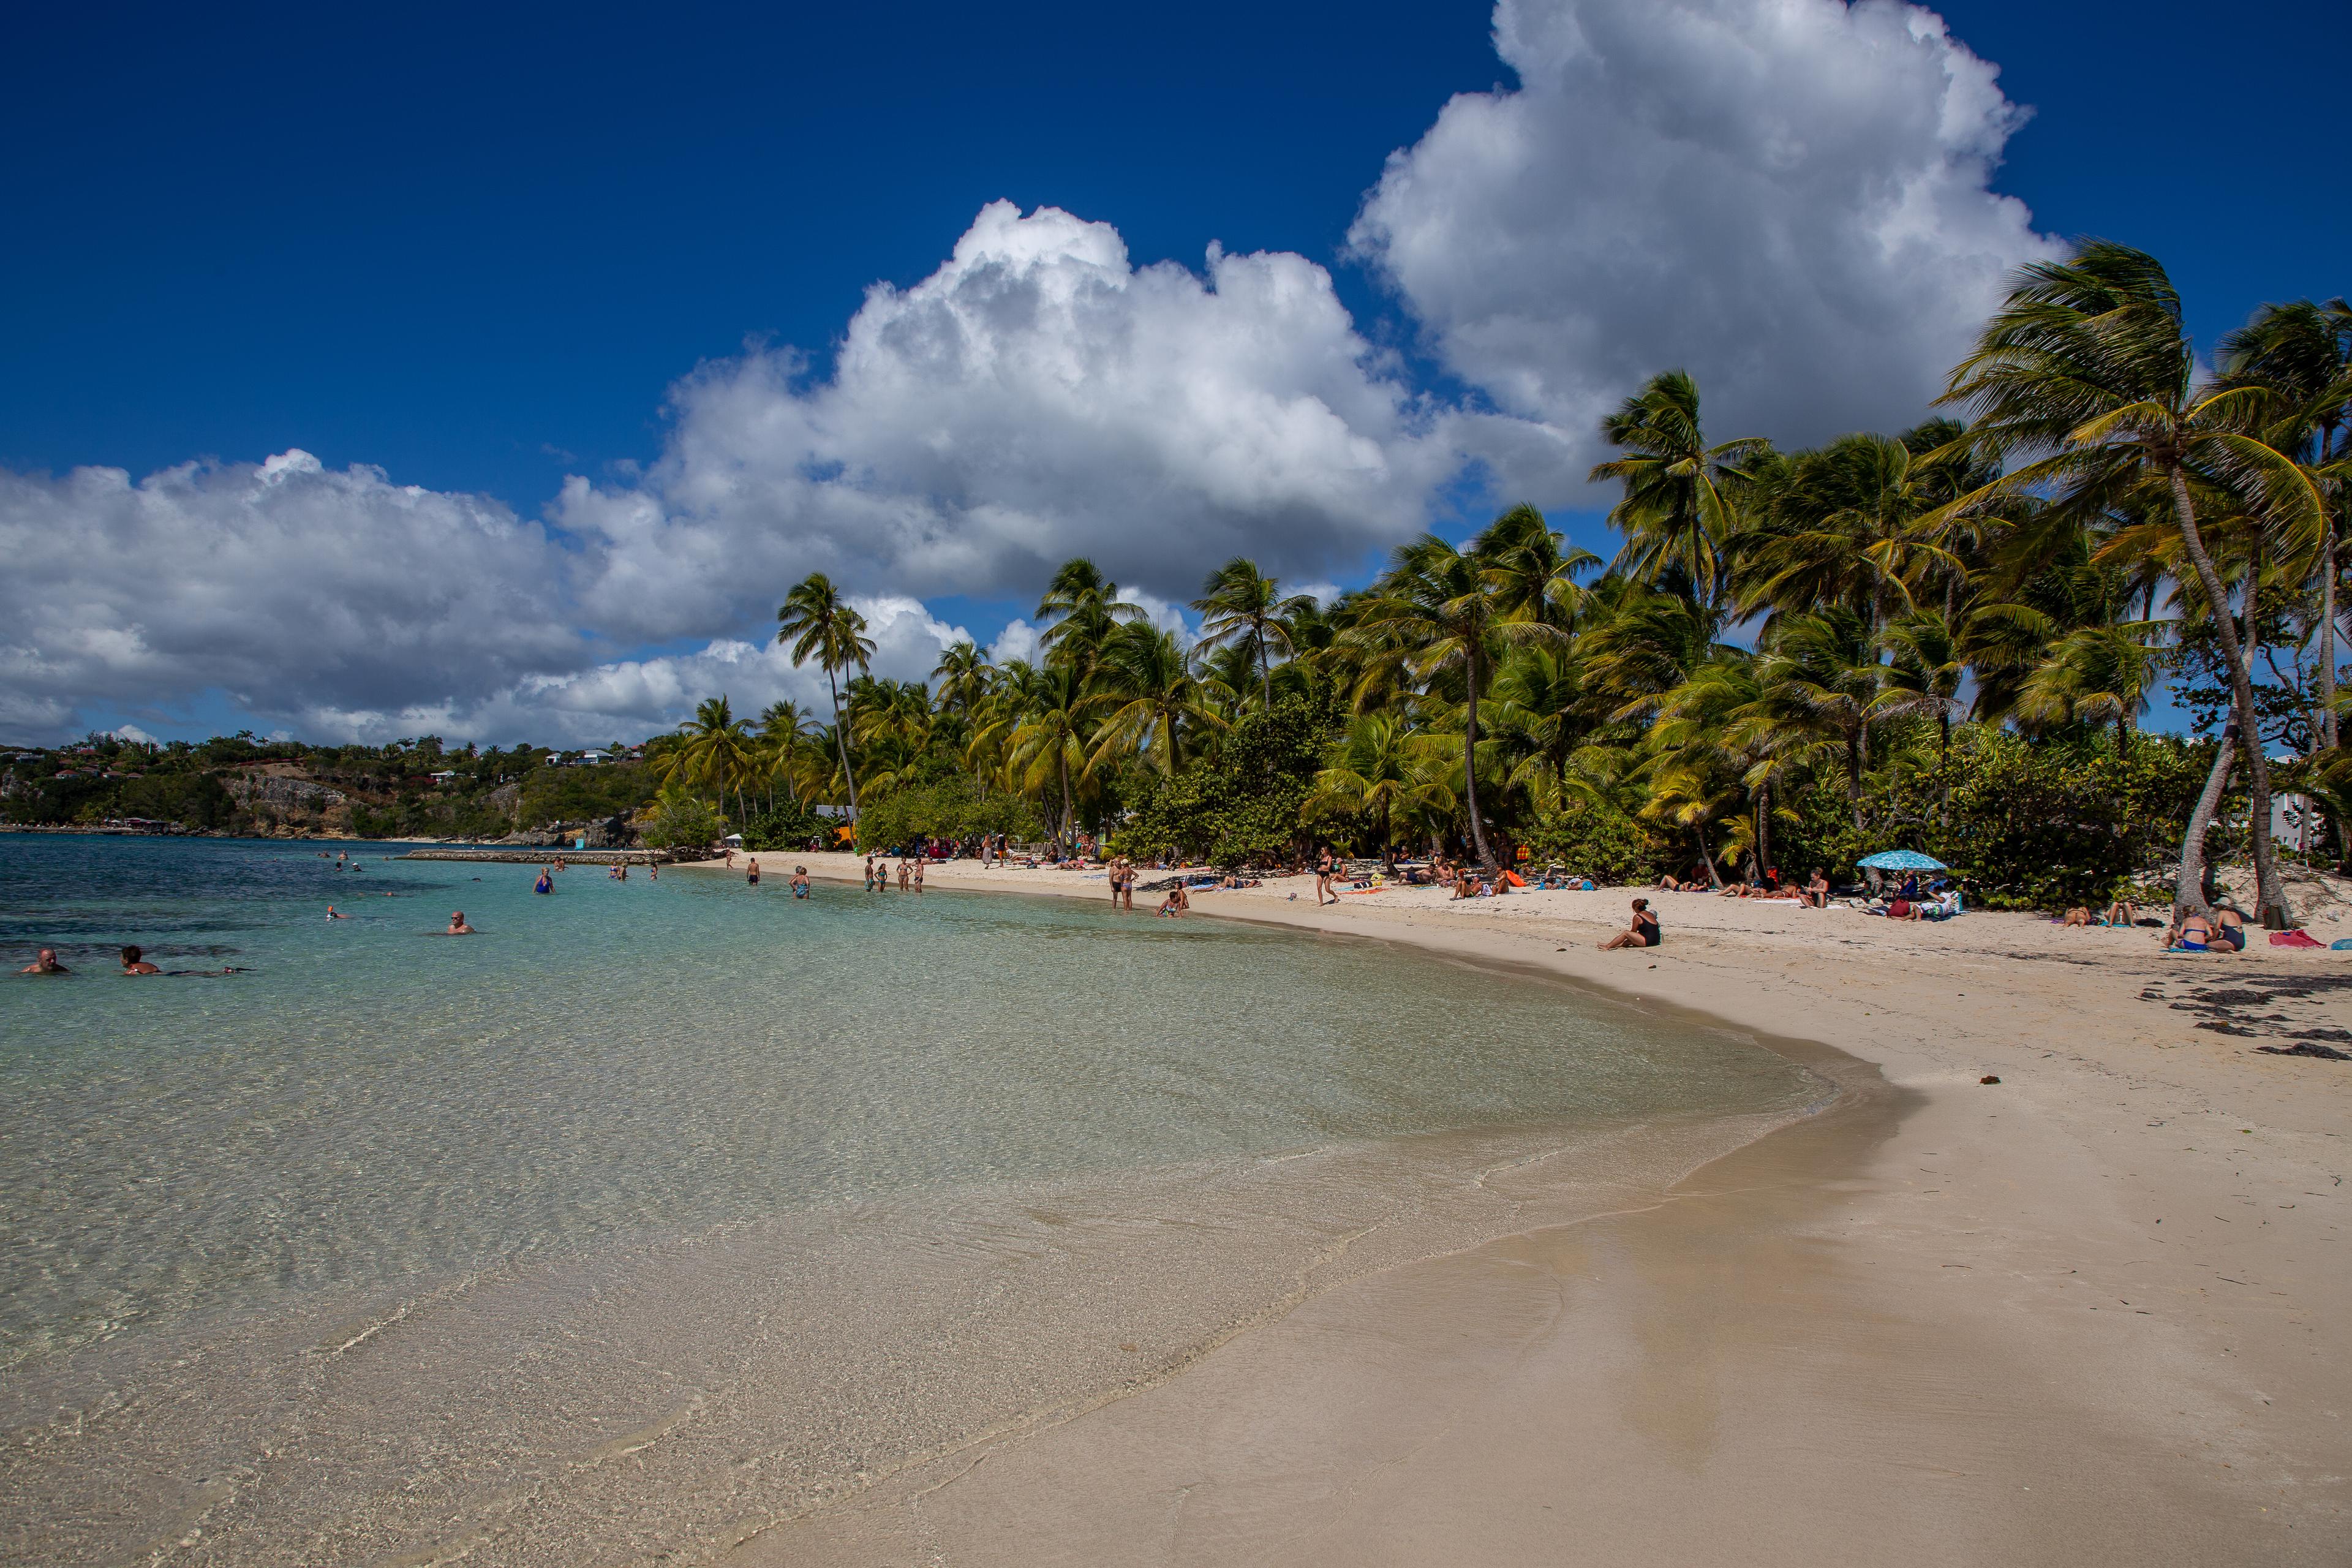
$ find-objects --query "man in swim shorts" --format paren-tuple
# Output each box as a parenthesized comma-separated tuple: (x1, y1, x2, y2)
(446, 911, 477, 935)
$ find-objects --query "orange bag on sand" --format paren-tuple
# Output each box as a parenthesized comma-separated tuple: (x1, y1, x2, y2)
(1504, 871, 1526, 888)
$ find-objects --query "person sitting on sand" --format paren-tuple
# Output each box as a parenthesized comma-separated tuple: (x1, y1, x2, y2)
(445, 911, 477, 935)
(1156, 884, 1189, 918)
(2062, 906, 2094, 927)
(119, 945, 160, 974)
(2214, 905, 2247, 952)
(2166, 910, 2214, 951)
(1598, 899, 1660, 951)
(1654, 873, 1683, 892)
(1806, 869, 1830, 909)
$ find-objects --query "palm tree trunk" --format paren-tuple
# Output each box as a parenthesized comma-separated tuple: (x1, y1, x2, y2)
(2167, 468, 2288, 924)
(1755, 780, 1770, 872)
(1462, 659, 1498, 868)
(2321, 516, 2340, 753)
(1847, 731, 1866, 832)
(2177, 734, 2235, 919)
(1258, 621, 1273, 712)
(1058, 749, 1074, 846)
(1695, 832, 1723, 889)
(828, 669, 861, 820)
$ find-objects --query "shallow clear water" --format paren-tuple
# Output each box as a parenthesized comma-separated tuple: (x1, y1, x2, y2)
(0, 833, 1820, 1565)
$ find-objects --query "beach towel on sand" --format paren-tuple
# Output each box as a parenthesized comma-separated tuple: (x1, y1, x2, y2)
(2270, 929, 2324, 948)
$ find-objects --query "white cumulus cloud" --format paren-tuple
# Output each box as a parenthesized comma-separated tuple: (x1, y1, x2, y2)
(1350, 0, 2060, 489)
(557, 200, 1484, 636)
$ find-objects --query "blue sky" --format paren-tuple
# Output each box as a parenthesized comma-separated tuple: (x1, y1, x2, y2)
(3, 0, 2342, 745)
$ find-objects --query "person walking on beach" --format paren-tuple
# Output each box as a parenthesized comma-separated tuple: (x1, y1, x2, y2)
(1598, 898, 1660, 950)
(1314, 846, 1336, 907)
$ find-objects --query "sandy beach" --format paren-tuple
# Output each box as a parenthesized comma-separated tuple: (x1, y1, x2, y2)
(691, 853, 2351, 1564)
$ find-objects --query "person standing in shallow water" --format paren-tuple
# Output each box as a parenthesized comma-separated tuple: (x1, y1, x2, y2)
(745, 857, 760, 886)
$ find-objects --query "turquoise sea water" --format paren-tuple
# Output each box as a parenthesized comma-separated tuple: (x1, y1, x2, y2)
(0, 833, 1820, 1566)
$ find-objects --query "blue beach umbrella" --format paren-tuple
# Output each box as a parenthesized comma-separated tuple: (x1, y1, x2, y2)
(1856, 850, 1947, 872)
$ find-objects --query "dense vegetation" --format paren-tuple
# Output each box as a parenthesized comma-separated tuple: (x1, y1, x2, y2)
(699, 246, 2345, 919)
(7, 246, 2344, 919)
(1, 731, 649, 842)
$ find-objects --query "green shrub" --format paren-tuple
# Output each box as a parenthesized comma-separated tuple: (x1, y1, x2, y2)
(637, 788, 726, 850)
(1109, 698, 1335, 865)
(1520, 799, 1664, 884)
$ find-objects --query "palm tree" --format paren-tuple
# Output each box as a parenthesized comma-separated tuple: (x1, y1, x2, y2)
(677, 696, 758, 821)
(930, 641, 995, 722)
(1303, 714, 1456, 853)
(1589, 370, 1771, 609)
(1085, 622, 1228, 775)
(1192, 557, 1310, 710)
(1734, 433, 1964, 633)
(1480, 503, 1599, 631)
(2218, 298, 2351, 754)
(1752, 608, 1883, 832)
(756, 699, 815, 807)
(1350, 533, 1560, 867)
(776, 573, 875, 819)
(1937, 243, 2324, 926)
(1874, 612, 1970, 760)
(2012, 623, 2166, 744)
(1008, 663, 1091, 845)
(1037, 558, 1145, 676)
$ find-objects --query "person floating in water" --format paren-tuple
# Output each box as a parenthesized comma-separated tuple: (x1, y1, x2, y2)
(19, 948, 70, 974)
(791, 866, 811, 899)
(445, 911, 477, 935)
(119, 946, 161, 974)
(533, 867, 553, 895)
(326, 904, 349, 920)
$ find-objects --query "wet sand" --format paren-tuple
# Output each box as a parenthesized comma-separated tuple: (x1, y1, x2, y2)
(701, 856, 2352, 1563)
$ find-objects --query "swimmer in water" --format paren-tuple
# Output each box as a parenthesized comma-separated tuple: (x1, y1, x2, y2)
(533, 868, 553, 895)
(445, 911, 477, 935)
(19, 948, 70, 974)
(326, 905, 349, 919)
(119, 946, 161, 974)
